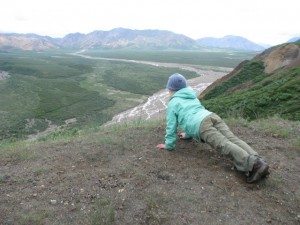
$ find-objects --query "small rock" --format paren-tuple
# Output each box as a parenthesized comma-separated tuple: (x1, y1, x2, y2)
(267, 218, 272, 223)
(32, 193, 37, 197)
(50, 199, 57, 205)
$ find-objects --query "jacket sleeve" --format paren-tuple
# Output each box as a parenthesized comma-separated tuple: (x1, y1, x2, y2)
(164, 104, 178, 150)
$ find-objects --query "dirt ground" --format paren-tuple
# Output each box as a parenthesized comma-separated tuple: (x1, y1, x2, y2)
(0, 120, 299, 225)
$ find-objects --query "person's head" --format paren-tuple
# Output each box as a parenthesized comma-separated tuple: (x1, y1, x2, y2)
(166, 73, 187, 92)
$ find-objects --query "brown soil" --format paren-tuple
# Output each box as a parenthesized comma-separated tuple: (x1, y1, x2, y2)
(257, 43, 300, 74)
(0, 121, 299, 225)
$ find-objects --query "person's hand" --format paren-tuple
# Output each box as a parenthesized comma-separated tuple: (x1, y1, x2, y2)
(178, 132, 187, 139)
(156, 144, 166, 149)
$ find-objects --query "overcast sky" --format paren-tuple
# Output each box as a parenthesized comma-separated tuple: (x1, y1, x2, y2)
(1, 0, 299, 45)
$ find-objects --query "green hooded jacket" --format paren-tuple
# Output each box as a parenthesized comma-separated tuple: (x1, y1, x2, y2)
(164, 87, 212, 150)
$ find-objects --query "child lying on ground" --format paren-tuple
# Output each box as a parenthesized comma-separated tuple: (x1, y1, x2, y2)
(156, 73, 269, 183)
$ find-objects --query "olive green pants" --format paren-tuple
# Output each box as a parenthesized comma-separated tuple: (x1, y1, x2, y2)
(199, 113, 258, 172)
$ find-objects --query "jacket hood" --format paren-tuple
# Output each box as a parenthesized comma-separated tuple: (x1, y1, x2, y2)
(171, 87, 197, 100)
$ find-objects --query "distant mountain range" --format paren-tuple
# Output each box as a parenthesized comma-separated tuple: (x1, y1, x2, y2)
(0, 33, 57, 51)
(196, 35, 265, 51)
(288, 37, 300, 43)
(0, 28, 281, 52)
(58, 28, 197, 50)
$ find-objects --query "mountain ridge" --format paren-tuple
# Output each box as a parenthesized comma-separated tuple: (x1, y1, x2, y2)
(0, 28, 266, 51)
(58, 28, 197, 50)
(196, 35, 265, 51)
(0, 33, 57, 50)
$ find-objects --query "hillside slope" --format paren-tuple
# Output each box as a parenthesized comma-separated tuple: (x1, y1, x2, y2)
(0, 118, 299, 224)
(200, 43, 300, 120)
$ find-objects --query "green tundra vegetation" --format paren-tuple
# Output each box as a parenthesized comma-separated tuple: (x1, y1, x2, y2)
(0, 50, 199, 140)
(0, 48, 290, 141)
(83, 49, 256, 68)
(202, 60, 300, 121)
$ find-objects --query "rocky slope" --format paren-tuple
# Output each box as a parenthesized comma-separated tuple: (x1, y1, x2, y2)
(255, 43, 300, 73)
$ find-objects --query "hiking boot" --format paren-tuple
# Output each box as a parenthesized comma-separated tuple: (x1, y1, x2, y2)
(246, 158, 270, 183)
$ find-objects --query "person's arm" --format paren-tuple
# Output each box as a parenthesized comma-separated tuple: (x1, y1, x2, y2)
(164, 106, 178, 150)
(156, 107, 178, 150)
(156, 101, 178, 150)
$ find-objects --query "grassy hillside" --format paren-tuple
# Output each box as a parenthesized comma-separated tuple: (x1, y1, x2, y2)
(0, 117, 299, 224)
(201, 48, 300, 120)
(0, 51, 197, 140)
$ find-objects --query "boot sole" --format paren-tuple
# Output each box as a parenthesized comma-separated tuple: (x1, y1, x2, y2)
(247, 164, 270, 183)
